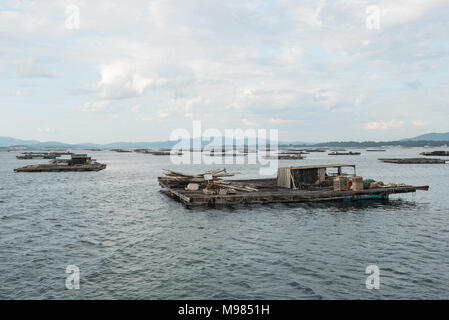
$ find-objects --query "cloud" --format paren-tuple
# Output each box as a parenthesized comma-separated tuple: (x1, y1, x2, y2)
(80, 101, 111, 112)
(379, 0, 446, 27)
(354, 94, 365, 106)
(13, 89, 30, 97)
(241, 118, 256, 127)
(130, 104, 141, 113)
(270, 118, 295, 124)
(412, 120, 428, 127)
(156, 96, 210, 119)
(36, 127, 54, 133)
(95, 61, 164, 99)
(18, 58, 55, 78)
(403, 80, 422, 90)
(2, 0, 449, 142)
(277, 47, 303, 65)
(364, 119, 405, 130)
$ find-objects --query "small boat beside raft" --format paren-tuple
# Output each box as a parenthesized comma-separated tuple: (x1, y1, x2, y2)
(158, 164, 429, 207)
(14, 154, 106, 172)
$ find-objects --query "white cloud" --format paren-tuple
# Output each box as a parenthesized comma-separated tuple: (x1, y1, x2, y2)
(1, 0, 449, 142)
(270, 118, 295, 124)
(95, 61, 164, 99)
(13, 89, 30, 97)
(130, 104, 141, 113)
(156, 96, 210, 119)
(379, 0, 446, 27)
(80, 101, 111, 112)
(241, 118, 256, 127)
(18, 58, 54, 78)
(364, 119, 405, 130)
(36, 127, 54, 133)
(354, 94, 365, 106)
(277, 47, 303, 65)
(412, 120, 428, 127)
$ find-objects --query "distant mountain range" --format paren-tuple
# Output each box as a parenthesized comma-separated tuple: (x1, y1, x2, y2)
(0, 136, 277, 149)
(401, 132, 449, 141)
(1, 132, 448, 149)
(0, 136, 177, 149)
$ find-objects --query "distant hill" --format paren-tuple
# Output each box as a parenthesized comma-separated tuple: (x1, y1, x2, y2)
(0, 136, 40, 147)
(1, 134, 448, 149)
(0, 136, 275, 149)
(403, 132, 449, 141)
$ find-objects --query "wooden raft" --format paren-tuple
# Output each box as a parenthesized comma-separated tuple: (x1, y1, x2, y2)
(158, 178, 429, 207)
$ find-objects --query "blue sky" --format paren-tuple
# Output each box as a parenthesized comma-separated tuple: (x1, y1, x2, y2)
(0, 0, 448, 143)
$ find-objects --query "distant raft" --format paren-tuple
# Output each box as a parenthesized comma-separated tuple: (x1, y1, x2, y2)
(379, 158, 447, 164)
(16, 152, 72, 160)
(420, 151, 449, 156)
(328, 151, 361, 156)
(14, 154, 106, 172)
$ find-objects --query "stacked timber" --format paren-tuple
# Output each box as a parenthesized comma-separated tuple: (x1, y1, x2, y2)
(379, 158, 446, 164)
(158, 168, 258, 194)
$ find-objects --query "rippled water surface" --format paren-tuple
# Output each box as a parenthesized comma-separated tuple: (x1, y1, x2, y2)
(0, 147, 448, 299)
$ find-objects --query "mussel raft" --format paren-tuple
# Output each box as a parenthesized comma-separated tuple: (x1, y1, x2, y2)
(158, 164, 429, 207)
(14, 154, 106, 172)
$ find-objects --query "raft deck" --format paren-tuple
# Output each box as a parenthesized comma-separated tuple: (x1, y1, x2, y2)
(159, 178, 429, 207)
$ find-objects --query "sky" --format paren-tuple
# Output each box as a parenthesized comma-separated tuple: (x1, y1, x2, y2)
(0, 0, 448, 144)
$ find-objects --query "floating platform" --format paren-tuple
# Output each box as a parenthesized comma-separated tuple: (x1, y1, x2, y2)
(16, 152, 71, 160)
(14, 154, 106, 172)
(159, 178, 428, 206)
(420, 151, 449, 156)
(328, 151, 361, 155)
(264, 154, 304, 160)
(379, 158, 447, 164)
(158, 164, 429, 207)
(151, 151, 183, 156)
